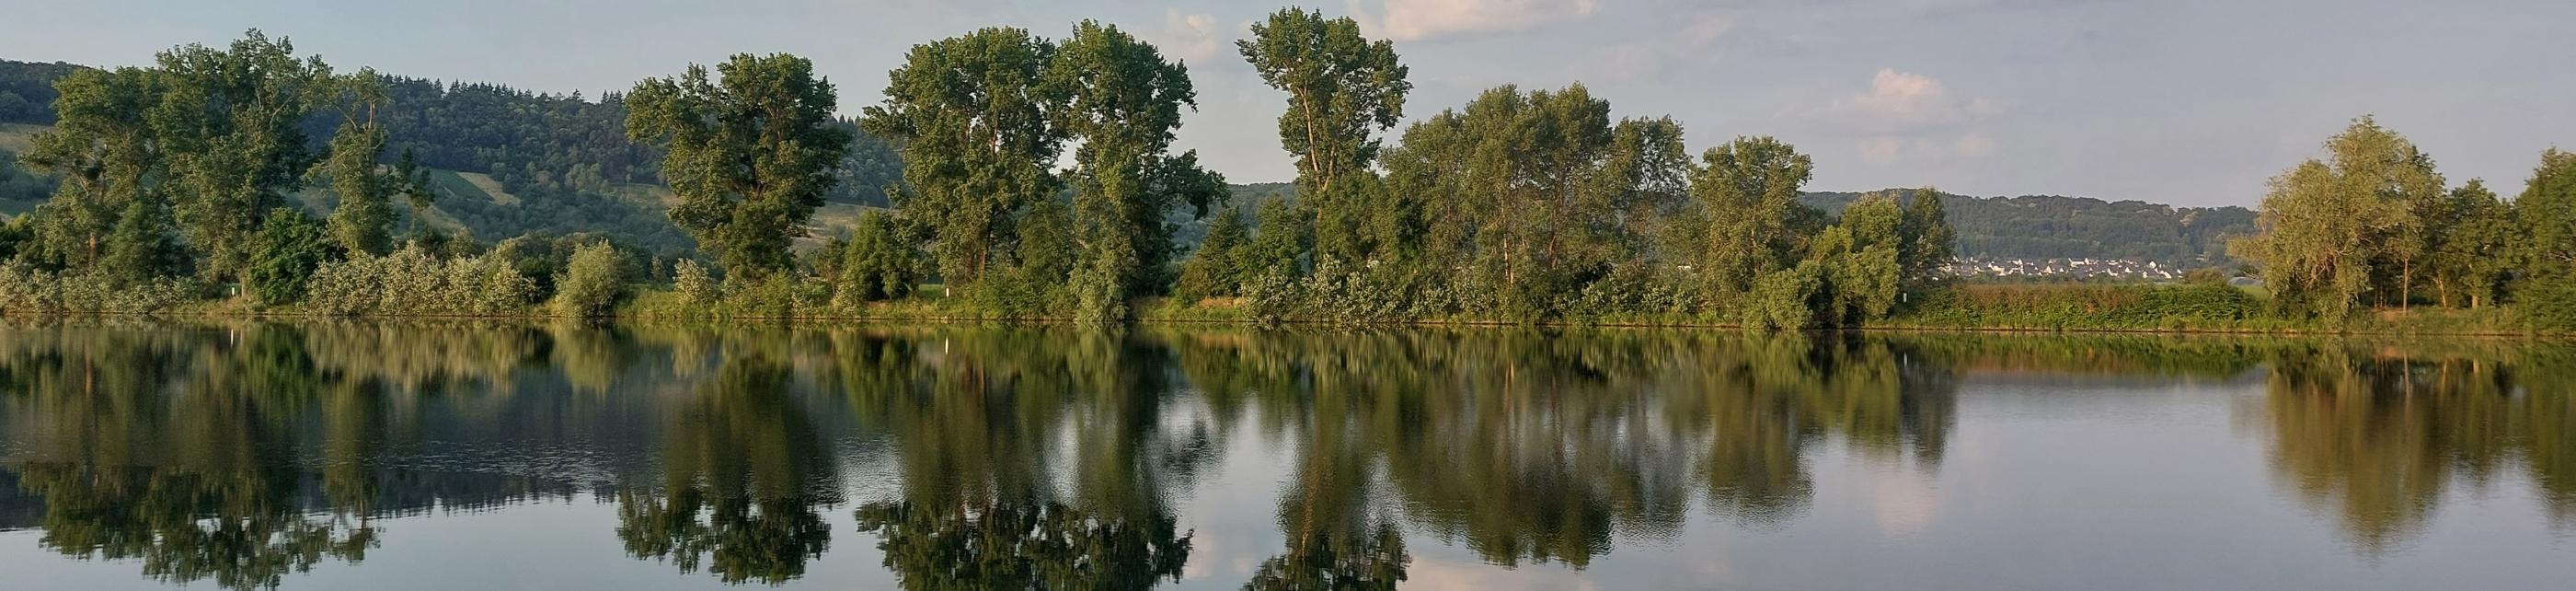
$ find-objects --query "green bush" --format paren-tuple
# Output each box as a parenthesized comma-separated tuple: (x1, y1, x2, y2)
(549, 239, 626, 318)
(305, 245, 535, 317)
(0, 262, 195, 316)
(247, 208, 341, 306)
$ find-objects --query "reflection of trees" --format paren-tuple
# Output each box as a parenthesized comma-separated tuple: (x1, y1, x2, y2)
(1169, 330, 1955, 574)
(616, 354, 840, 585)
(841, 329, 1195, 590)
(2259, 342, 2576, 552)
(0, 323, 376, 591)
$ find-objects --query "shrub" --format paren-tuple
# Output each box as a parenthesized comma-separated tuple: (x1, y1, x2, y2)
(247, 208, 341, 306)
(550, 240, 627, 318)
(305, 245, 536, 317)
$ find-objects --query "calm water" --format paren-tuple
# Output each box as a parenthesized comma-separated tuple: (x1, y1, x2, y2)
(0, 321, 2570, 590)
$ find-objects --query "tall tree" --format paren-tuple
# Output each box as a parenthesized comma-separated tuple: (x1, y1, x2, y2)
(1692, 136, 1817, 300)
(17, 66, 164, 270)
(627, 53, 853, 279)
(2233, 117, 2443, 319)
(1899, 186, 1956, 284)
(2425, 180, 2511, 307)
(864, 28, 1064, 286)
(314, 68, 400, 256)
(1238, 7, 1410, 263)
(2520, 148, 2576, 276)
(1047, 20, 1225, 321)
(152, 30, 333, 283)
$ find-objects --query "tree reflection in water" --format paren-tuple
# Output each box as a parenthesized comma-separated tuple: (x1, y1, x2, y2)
(0, 320, 2570, 589)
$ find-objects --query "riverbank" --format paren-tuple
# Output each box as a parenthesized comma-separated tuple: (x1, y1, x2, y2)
(4, 281, 2556, 338)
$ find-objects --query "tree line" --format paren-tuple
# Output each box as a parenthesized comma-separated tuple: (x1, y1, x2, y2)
(0, 8, 1961, 327)
(2232, 116, 2576, 327)
(834, 8, 1958, 326)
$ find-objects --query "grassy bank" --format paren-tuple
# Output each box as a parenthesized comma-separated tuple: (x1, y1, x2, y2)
(3, 274, 2554, 338)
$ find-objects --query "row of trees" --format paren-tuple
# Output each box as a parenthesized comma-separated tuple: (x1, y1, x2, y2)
(2235, 117, 2576, 325)
(5, 9, 1961, 326)
(815, 8, 1954, 326)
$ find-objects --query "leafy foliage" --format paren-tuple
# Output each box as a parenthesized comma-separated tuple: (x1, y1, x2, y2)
(627, 52, 854, 278)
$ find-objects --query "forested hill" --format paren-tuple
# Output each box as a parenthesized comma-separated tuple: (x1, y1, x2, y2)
(6, 57, 2249, 264)
(1800, 190, 2255, 263)
(1, 58, 903, 255)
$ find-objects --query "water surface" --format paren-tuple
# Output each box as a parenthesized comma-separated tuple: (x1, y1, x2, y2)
(0, 321, 2569, 590)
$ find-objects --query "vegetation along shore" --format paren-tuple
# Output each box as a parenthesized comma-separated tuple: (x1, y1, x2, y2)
(1, 8, 2571, 335)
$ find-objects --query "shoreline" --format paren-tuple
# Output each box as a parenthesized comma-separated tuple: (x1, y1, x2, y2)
(2, 307, 2556, 340)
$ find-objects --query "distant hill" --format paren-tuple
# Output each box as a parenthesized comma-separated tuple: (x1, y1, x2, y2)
(1800, 190, 2255, 264)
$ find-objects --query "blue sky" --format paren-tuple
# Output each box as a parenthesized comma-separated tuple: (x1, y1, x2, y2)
(4, 0, 2570, 207)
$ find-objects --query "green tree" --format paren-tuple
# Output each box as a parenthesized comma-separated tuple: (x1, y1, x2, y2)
(100, 197, 189, 287)
(838, 210, 917, 304)
(1174, 206, 1249, 301)
(2425, 180, 2511, 307)
(2519, 148, 2576, 278)
(2233, 116, 2444, 319)
(1238, 7, 1410, 263)
(1693, 136, 1817, 300)
(152, 30, 333, 284)
(862, 28, 1065, 286)
(245, 207, 338, 306)
(626, 52, 853, 279)
(1899, 187, 1956, 284)
(18, 66, 167, 270)
(2515, 148, 2576, 329)
(1049, 20, 1225, 322)
(315, 69, 399, 256)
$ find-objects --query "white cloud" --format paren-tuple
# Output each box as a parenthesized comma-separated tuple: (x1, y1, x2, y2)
(1831, 69, 2002, 163)
(1953, 132, 1998, 157)
(1859, 136, 1907, 164)
(1840, 68, 1987, 127)
(1144, 9, 1225, 64)
(1353, 0, 1604, 41)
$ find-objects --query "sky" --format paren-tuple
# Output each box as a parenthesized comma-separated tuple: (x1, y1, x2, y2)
(3, 0, 2570, 208)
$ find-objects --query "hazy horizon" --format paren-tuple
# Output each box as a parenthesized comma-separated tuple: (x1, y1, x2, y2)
(5, 0, 2569, 207)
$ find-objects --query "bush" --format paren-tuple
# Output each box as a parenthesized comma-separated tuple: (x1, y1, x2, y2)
(674, 259, 718, 304)
(2519, 276, 2576, 332)
(247, 208, 341, 306)
(0, 262, 195, 315)
(550, 239, 626, 318)
(305, 245, 536, 316)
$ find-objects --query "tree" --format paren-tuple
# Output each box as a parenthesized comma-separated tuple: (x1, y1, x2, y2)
(316, 69, 400, 257)
(626, 52, 853, 279)
(153, 30, 333, 284)
(1173, 206, 1249, 302)
(2519, 148, 2576, 277)
(2233, 117, 2442, 319)
(1048, 20, 1224, 322)
(862, 28, 1065, 287)
(100, 197, 189, 287)
(838, 210, 917, 304)
(18, 66, 166, 271)
(1238, 7, 1410, 263)
(2425, 180, 2511, 307)
(1899, 187, 1956, 284)
(246, 207, 338, 306)
(1693, 136, 1816, 300)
